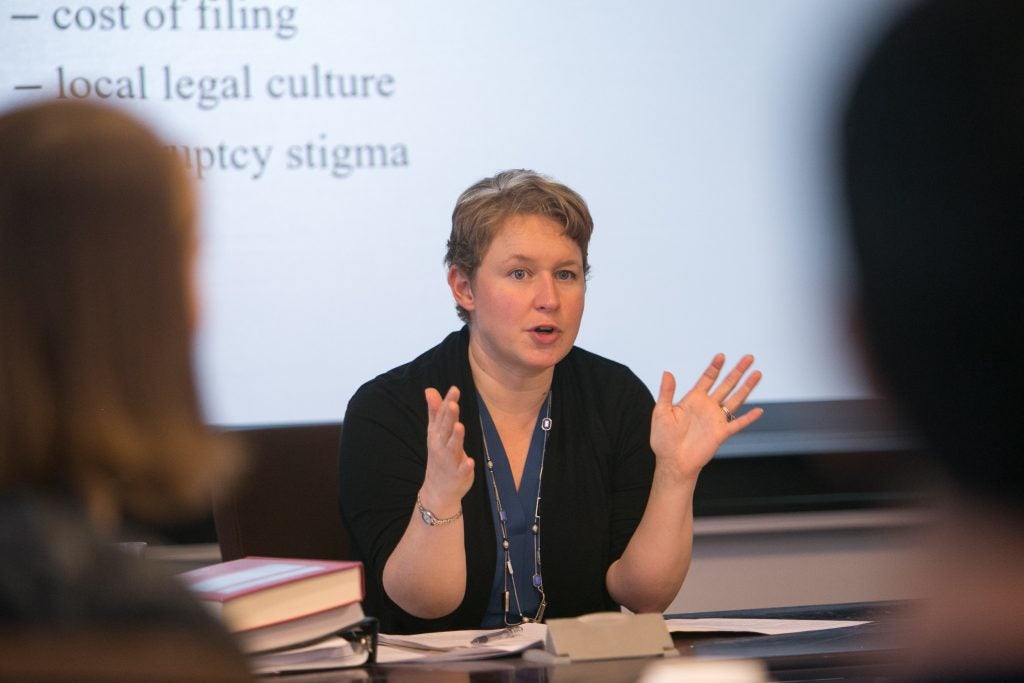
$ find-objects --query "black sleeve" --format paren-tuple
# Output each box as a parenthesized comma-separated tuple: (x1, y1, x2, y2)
(337, 381, 427, 625)
(606, 369, 657, 562)
(338, 366, 494, 634)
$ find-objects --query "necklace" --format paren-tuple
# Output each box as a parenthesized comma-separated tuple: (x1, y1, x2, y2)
(479, 391, 551, 626)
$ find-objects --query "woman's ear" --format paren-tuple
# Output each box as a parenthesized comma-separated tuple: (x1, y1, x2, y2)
(448, 265, 475, 312)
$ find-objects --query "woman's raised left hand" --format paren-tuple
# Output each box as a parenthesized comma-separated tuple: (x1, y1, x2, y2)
(650, 354, 763, 481)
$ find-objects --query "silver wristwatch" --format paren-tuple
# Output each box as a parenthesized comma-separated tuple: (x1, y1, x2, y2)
(416, 496, 463, 526)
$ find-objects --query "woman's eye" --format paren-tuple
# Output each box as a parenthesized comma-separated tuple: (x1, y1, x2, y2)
(510, 269, 527, 280)
(555, 270, 577, 281)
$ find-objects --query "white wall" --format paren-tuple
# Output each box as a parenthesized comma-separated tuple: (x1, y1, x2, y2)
(670, 509, 928, 613)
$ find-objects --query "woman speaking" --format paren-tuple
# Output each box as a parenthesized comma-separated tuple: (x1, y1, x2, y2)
(338, 169, 762, 634)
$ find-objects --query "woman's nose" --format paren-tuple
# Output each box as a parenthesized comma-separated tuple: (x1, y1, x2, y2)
(535, 274, 560, 310)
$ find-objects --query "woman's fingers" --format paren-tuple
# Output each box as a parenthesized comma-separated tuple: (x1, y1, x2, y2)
(715, 361, 763, 431)
(692, 353, 725, 394)
(721, 369, 762, 413)
(727, 404, 764, 431)
(445, 416, 466, 453)
(657, 371, 678, 407)
(425, 386, 463, 459)
(709, 354, 755, 404)
(422, 386, 474, 506)
(680, 354, 763, 429)
(424, 387, 442, 415)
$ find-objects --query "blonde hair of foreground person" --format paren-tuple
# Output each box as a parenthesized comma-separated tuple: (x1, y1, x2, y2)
(0, 100, 238, 527)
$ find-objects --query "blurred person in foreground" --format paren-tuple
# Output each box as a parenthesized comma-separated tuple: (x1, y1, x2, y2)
(339, 169, 763, 633)
(841, 1, 1024, 681)
(0, 100, 247, 680)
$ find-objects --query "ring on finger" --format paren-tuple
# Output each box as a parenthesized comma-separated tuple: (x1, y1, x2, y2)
(720, 405, 737, 422)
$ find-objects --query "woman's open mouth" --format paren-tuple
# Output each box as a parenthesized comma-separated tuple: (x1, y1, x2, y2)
(530, 325, 559, 341)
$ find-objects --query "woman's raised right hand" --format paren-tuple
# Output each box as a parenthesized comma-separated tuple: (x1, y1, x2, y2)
(421, 386, 475, 512)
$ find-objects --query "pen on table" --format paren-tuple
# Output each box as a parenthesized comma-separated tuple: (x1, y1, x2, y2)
(470, 625, 522, 645)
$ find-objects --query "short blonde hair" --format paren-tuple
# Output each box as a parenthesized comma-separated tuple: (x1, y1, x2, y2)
(445, 169, 593, 323)
(0, 101, 237, 522)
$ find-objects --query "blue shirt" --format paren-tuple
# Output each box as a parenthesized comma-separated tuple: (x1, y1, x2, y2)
(478, 397, 547, 627)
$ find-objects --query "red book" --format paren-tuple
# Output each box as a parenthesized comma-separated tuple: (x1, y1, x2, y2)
(180, 557, 365, 653)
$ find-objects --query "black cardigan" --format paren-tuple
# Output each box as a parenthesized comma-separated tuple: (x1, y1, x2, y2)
(338, 327, 655, 633)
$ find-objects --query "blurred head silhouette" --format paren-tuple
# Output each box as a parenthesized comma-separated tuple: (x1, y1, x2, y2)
(841, 0, 1024, 515)
(0, 100, 236, 527)
(841, 1, 1024, 679)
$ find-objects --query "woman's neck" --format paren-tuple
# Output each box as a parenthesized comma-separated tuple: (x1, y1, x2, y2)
(467, 340, 552, 418)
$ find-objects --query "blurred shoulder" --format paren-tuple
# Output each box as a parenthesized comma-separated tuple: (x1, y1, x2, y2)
(0, 495, 232, 638)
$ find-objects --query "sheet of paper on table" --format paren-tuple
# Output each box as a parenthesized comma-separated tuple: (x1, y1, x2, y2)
(374, 618, 870, 664)
(249, 636, 371, 675)
(377, 622, 547, 663)
(665, 617, 870, 636)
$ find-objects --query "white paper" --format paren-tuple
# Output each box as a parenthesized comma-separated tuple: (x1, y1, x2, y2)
(665, 617, 869, 636)
(249, 636, 369, 674)
(377, 623, 547, 663)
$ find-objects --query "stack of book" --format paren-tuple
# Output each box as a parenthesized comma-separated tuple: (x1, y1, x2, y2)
(180, 556, 373, 674)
